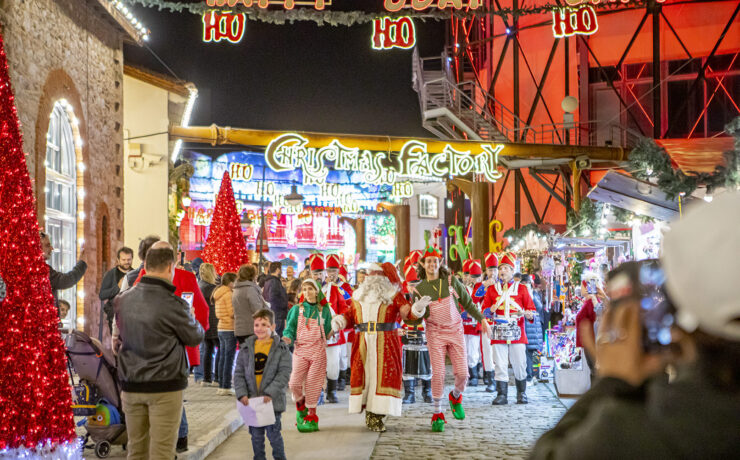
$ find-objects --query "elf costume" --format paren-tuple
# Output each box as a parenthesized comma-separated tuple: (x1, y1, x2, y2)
(412, 246, 487, 432)
(283, 278, 334, 432)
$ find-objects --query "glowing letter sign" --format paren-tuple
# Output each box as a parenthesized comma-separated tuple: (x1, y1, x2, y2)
(372, 17, 415, 50)
(205, 0, 328, 11)
(265, 133, 504, 186)
(384, 0, 480, 12)
(551, 5, 597, 38)
(203, 11, 246, 43)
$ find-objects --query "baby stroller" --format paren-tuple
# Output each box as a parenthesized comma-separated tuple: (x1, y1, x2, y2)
(65, 330, 127, 458)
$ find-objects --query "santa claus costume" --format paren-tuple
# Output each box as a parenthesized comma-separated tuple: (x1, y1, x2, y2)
(411, 246, 491, 432)
(481, 252, 536, 405)
(400, 258, 432, 404)
(480, 252, 500, 392)
(317, 254, 349, 403)
(462, 259, 486, 387)
(283, 278, 334, 432)
(331, 263, 411, 432)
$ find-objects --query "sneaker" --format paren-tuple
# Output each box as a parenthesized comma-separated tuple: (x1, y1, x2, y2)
(431, 413, 446, 432)
(200, 380, 211, 387)
(210, 381, 220, 387)
(448, 391, 465, 420)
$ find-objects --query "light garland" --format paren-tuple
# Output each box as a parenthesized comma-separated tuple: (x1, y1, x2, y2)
(112, 1, 151, 40)
(171, 84, 199, 163)
(125, 0, 652, 27)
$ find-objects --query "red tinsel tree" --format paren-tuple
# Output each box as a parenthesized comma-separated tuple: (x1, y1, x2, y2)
(0, 33, 77, 456)
(201, 171, 249, 274)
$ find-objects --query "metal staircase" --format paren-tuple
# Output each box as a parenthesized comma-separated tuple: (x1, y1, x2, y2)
(412, 49, 534, 144)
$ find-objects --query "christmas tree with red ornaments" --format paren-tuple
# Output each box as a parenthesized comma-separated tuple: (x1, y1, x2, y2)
(0, 33, 78, 457)
(202, 171, 249, 274)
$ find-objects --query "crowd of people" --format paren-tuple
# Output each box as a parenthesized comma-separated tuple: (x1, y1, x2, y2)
(42, 191, 740, 460)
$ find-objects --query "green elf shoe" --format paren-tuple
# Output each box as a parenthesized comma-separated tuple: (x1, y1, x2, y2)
(431, 412, 446, 432)
(297, 414, 319, 433)
(296, 401, 308, 424)
(448, 391, 466, 420)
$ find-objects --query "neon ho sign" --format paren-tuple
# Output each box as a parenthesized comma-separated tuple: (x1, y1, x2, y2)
(552, 0, 666, 38)
(203, 11, 246, 43)
(372, 17, 415, 50)
(265, 133, 504, 186)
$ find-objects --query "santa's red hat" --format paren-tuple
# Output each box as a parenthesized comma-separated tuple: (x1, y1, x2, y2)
(499, 252, 516, 268)
(462, 259, 471, 274)
(326, 254, 341, 269)
(309, 253, 325, 271)
(404, 264, 418, 283)
(469, 259, 482, 277)
(484, 252, 499, 268)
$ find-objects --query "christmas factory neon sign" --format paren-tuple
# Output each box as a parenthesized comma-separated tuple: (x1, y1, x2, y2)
(265, 133, 504, 186)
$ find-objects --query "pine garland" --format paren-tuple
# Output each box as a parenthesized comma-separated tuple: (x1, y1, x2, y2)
(125, 0, 653, 27)
(628, 116, 740, 200)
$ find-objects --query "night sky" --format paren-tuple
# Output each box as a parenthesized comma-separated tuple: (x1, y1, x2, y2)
(124, 1, 447, 138)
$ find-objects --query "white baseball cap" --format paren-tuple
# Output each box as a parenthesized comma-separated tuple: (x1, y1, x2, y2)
(661, 191, 740, 341)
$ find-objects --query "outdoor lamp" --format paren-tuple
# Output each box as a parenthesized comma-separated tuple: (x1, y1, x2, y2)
(285, 185, 304, 206)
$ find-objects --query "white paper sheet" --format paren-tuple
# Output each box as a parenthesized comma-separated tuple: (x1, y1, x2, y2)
(236, 397, 276, 427)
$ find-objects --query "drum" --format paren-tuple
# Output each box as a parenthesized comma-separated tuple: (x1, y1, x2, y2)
(402, 329, 432, 379)
(492, 319, 522, 341)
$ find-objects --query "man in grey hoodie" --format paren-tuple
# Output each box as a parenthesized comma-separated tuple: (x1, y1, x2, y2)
(233, 264, 266, 345)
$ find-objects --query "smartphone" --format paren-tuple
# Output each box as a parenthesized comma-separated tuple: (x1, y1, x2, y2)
(587, 279, 598, 294)
(181, 292, 194, 309)
(606, 260, 675, 352)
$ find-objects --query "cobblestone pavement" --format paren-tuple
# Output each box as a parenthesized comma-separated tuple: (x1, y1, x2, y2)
(371, 369, 567, 460)
(80, 377, 241, 459)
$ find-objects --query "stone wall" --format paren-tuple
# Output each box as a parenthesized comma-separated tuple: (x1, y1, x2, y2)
(0, 0, 126, 339)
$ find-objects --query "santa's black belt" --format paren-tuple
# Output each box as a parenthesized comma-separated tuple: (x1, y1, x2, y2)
(355, 322, 398, 333)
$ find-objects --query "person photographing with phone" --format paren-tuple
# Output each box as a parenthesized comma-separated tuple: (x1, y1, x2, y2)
(530, 191, 740, 459)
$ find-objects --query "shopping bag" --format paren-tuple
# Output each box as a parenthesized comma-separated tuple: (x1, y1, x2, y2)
(237, 397, 276, 427)
(554, 350, 591, 396)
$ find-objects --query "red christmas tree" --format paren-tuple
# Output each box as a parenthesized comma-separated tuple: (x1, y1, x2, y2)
(0, 33, 77, 456)
(202, 171, 249, 274)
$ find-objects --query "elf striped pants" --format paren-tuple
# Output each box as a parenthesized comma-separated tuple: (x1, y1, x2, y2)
(289, 345, 327, 409)
(427, 325, 468, 400)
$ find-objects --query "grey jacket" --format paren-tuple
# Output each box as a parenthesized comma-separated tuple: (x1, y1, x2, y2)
(234, 334, 292, 413)
(114, 276, 204, 392)
(233, 280, 266, 337)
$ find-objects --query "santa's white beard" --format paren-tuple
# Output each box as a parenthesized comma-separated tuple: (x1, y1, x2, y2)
(354, 275, 398, 306)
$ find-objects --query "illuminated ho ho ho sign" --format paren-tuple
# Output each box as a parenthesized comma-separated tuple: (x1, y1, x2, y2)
(203, 11, 246, 43)
(264, 133, 504, 186)
(552, 0, 666, 38)
(372, 17, 415, 50)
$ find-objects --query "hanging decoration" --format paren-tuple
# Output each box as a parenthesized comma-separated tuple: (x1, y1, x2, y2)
(201, 172, 251, 273)
(372, 17, 415, 50)
(0, 30, 79, 458)
(628, 117, 740, 200)
(488, 219, 503, 253)
(127, 0, 655, 27)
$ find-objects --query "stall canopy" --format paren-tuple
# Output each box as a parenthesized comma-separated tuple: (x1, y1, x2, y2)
(553, 236, 631, 253)
(657, 137, 734, 174)
(587, 171, 680, 221)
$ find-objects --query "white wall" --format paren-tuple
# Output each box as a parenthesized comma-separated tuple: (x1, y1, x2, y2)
(408, 182, 446, 252)
(123, 76, 170, 266)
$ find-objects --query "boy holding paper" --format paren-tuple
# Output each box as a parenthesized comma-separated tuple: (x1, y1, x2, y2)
(235, 309, 292, 460)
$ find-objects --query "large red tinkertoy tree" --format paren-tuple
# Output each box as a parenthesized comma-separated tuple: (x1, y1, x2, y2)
(0, 33, 78, 457)
(201, 171, 249, 274)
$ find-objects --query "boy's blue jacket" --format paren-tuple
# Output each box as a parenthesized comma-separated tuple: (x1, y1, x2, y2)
(234, 334, 292, 413)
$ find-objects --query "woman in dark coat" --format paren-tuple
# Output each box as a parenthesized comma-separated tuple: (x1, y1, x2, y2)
(198, 263, 220, 385)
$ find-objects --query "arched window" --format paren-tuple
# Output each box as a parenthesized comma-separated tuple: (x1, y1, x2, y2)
(45, 101, 78, 328)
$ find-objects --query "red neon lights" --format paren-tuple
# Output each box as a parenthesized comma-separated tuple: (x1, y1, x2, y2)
(203, 11, 246, 43)
(383, 0, 480, 12)
(372, 17, 415, 50)
(205, 0, 327, 10)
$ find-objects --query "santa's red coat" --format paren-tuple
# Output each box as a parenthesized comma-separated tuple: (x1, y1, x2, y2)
(134, 268, 209, 365)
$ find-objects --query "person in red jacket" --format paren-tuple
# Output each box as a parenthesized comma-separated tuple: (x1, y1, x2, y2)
(481, 252, 536, 405)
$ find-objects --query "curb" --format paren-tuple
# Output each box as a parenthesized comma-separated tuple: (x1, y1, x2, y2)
(179, 409, 243, 460)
